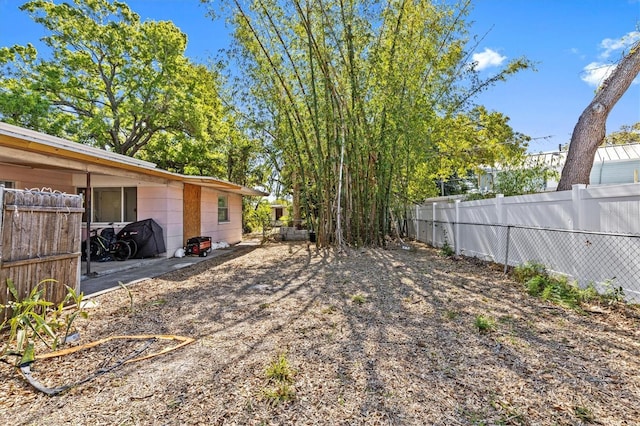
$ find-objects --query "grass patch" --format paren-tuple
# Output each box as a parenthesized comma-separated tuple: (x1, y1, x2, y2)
(265, 353, 295, 383)
(444, 310, 459, 320)
(350, 294, 367, 305)
(573, 405, 595, 423)
(474, 315, 496, 334)
(262, 382, 295, 406)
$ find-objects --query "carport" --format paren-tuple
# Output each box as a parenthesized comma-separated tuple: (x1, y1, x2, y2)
(0, 121, 267, 282)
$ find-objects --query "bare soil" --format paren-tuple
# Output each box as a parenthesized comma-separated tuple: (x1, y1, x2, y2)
(1, 241, 639, 425)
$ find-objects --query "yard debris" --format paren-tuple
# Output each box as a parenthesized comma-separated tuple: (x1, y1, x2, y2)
(18, 335, 195, 396)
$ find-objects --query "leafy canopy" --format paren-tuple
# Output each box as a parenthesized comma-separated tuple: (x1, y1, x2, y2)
(0, 0, 252, 180)
(603, 122, 640, 145)
(218, 0, 531, 246)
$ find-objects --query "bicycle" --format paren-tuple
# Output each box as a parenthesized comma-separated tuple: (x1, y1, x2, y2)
(81, 224, 132, 262)
(116, 228, 139, 259)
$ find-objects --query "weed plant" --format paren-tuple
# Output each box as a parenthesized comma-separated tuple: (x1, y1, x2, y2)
(439, 230, 455, 257)
(513, 262, 626, 310)
(350, 294, 367, 305)
(0, 279, 88, 365)
(474, 315, 496, 333)
(262, 353, 296, 406)
(265, 353, 296, 383)
(118, 281, 134, 313)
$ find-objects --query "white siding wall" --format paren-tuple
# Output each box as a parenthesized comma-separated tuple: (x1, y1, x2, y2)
(1, 165, 75, 193)
(137, 183, 183, 258)
(201, 188, 243, 244)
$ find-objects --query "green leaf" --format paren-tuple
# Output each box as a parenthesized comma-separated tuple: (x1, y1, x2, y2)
(20, 342, 35, 365)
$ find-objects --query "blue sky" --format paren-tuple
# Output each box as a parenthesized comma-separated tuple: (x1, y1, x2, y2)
(1, 0, 639, 153)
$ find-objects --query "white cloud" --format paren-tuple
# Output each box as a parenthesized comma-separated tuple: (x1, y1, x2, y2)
(599, 31, 640, 59)
(581, 62, 616, 86)
(581, 30, 640, 87)
(472, 48, 506, 71)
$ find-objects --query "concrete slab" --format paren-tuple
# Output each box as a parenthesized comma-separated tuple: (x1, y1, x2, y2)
(80, 239, 260, 298)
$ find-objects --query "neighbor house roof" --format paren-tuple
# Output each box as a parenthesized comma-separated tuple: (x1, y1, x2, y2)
(0, 121, 267, 196)
(593, 144, 640, 162)
(528, 143, 640, 168)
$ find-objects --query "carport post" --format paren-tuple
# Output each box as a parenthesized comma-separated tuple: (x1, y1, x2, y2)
(85, 172, 92, 275)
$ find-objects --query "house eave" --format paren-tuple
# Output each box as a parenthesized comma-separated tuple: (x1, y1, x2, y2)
(0, 121, 268, 196)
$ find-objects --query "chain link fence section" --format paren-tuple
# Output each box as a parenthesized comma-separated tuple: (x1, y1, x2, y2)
(409, 220, 640, 303)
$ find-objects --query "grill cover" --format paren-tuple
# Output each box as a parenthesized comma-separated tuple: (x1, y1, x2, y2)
(117, 218, 166, 258)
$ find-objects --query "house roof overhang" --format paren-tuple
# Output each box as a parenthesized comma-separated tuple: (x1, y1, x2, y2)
(0, 122, 268, 197)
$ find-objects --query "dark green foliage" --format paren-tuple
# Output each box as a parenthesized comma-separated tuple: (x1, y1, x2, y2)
(513, 261, 626, 310)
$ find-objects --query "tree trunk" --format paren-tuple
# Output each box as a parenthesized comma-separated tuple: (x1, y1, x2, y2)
(557, 41, 640, 191)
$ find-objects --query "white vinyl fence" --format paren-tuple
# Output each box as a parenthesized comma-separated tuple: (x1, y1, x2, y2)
(407, 184, 640, 303)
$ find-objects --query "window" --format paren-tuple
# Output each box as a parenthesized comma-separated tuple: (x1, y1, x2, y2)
(1, 181, 14, 189)
(218, 196, 229, 223)
(79, 187, 137, 223)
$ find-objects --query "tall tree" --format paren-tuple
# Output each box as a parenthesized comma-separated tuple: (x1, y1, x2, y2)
(219, 0, 530, 247)
(0, 0, 228, 167)
(557, 40, 640, 191)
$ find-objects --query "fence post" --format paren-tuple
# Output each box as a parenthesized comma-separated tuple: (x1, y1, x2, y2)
(415, 204, 419, 242)
(454, 200, 461, 255)
(496, 194, 505, 224)
(503, 225, 511, 274)
(571, 184, 587, 230)
(432, 202, 437, 247)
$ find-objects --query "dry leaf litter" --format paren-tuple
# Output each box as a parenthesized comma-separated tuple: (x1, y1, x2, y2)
(1, 241, 639, 425)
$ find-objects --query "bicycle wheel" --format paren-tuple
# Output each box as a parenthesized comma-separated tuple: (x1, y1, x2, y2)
(126, 239, 138, 258)
(111, 240, 132, 261)
(89, 240, 104, 261)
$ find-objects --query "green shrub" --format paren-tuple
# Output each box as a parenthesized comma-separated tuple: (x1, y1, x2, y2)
(513, 261, 547, 283)
(600, 279, 626, 304)
(526, 275, 548, 296)
(515, 261, 629, 310)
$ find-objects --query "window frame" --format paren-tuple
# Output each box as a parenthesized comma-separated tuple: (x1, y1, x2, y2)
(79, 186, 137, 223)
(218, 195, 229, 223)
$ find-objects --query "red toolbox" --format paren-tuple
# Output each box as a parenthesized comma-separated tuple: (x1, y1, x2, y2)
(185, 236, 212, 257)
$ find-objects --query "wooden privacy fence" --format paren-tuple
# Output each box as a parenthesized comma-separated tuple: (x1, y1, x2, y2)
(0, 187, 84, 321)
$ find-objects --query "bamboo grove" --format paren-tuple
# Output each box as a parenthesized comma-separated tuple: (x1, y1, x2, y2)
(220, 0, 532, 247)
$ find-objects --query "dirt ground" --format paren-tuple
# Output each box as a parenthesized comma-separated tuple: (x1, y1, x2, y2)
(1, 241, 639, 425)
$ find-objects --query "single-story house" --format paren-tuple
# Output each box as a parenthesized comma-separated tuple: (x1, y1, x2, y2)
(0, 121, 267, 260)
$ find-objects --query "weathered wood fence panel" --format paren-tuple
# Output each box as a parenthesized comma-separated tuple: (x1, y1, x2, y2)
(0, 187, 84, 321)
